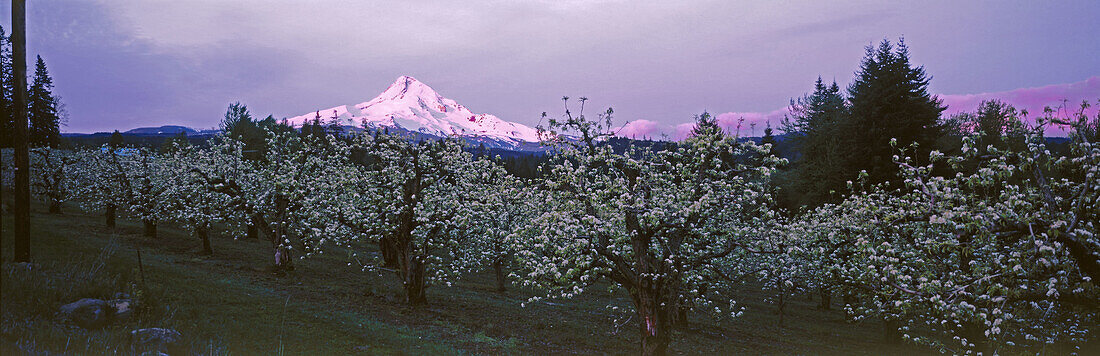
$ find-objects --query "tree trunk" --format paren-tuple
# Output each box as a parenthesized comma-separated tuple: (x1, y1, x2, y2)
(632, 288, 671, 356)
(959, 232, 972, 275)
(197, 225, 212, 255)
(48, 200, 61, 214)
(247, 213, 261, 239)
(882, 318, 901, 344)
(843, 293, 857, 322)
(675, 304, 688, 327)
(777, 290, 786, 327)
(274, 244, 293, 271)
(105, 206, 117, 228)
(11, 0, 30, 263)
(403, 256, 427, 305)
(493, 258, 506, 292)
(143, 219, 157, 238)
(818, 286, 832, 310)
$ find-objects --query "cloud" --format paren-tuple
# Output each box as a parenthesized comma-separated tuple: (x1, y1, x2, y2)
(619, 77, 1098, 141)
(617, 119, 664, 140)
(616, 108, 790, 141)
(941, 76, 1099, 135)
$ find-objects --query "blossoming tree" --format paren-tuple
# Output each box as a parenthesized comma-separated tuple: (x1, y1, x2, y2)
(514, 100, 785, 355)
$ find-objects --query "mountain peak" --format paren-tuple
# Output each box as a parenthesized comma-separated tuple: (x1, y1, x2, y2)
(285, 76, 541, 147)
(380, 75, 440, 102)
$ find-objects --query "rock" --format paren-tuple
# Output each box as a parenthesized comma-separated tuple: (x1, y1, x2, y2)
(109, 298, 135, 321)
(130, 328, 183, 354)
(58, 298, 112, 329)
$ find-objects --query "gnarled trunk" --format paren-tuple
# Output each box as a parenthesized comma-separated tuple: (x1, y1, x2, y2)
(631, 287, 671, 356)
(197, 225, 212, 255)
(105, 206, 116, 228)
(247, 213, 261, 239)
(493, 258, 506, 292)
(48, 200, 61, 214)
(403, 256, 427, 305)
(818, 286, 832, 310)
(142, 219, 157, 238)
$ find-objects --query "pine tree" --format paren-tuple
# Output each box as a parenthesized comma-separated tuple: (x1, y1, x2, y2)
(28, 55, 60, 148)
(845, 38, 945, 185)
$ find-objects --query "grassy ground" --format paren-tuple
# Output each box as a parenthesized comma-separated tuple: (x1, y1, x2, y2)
(2, 201, 923, 355)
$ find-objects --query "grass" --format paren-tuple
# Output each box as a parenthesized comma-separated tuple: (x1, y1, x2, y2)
(2, 201, 924, 355)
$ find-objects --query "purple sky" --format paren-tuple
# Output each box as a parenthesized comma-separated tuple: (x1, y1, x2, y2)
(3, 1, 1098, 135)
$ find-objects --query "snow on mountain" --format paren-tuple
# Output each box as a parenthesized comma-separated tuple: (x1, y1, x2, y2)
(286, 76, 541, 146)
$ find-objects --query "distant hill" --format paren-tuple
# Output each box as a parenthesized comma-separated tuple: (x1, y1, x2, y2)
(124, 125, 198, 135)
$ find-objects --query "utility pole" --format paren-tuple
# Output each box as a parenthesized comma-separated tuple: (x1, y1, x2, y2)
(12, 0, 30, 262)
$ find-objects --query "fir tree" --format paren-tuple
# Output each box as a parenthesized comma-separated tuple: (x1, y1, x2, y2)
(28, 55, 60, 148)
(781, 77, 851, 208)
(845, 38, 945, 185)
(690, 111, 721, 137)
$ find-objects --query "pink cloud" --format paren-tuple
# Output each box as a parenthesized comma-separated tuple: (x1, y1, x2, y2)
(940, 76, 1099, 135)
(673, 123, 696, 141)
(616, 119, 664, 140)
(715, 109, 788, 137)
(615, 77, 1098, 141)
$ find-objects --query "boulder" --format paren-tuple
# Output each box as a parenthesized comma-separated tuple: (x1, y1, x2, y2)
(57, 298, 112, 329)
(130, 328, 183, 354)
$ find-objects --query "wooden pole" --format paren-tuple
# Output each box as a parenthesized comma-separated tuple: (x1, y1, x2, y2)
(12, 0, 30, 263)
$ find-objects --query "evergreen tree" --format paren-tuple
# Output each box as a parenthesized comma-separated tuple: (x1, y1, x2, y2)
(845, 38, 945, 185)
(221, 102, 265, 160)
(108, 130, 125, 148)
(326, 109, 343, 137)
(28, 55, 60, 148)
(781, 77, 851, 208)
(221, 101, 252, 132)
(761, 122, 776, 151)
(690, 111, 720, 137)
(971, 99, 1020, 152)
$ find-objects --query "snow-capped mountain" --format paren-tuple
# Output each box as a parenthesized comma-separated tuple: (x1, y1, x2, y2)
(286, 76, 541, 149)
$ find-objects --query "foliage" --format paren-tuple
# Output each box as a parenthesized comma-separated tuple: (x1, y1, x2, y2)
(789, 102, 1100, 353)
(517, 98, 785, 354)
(29, 147, 76, 213)
(319, 131, 502, 304)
